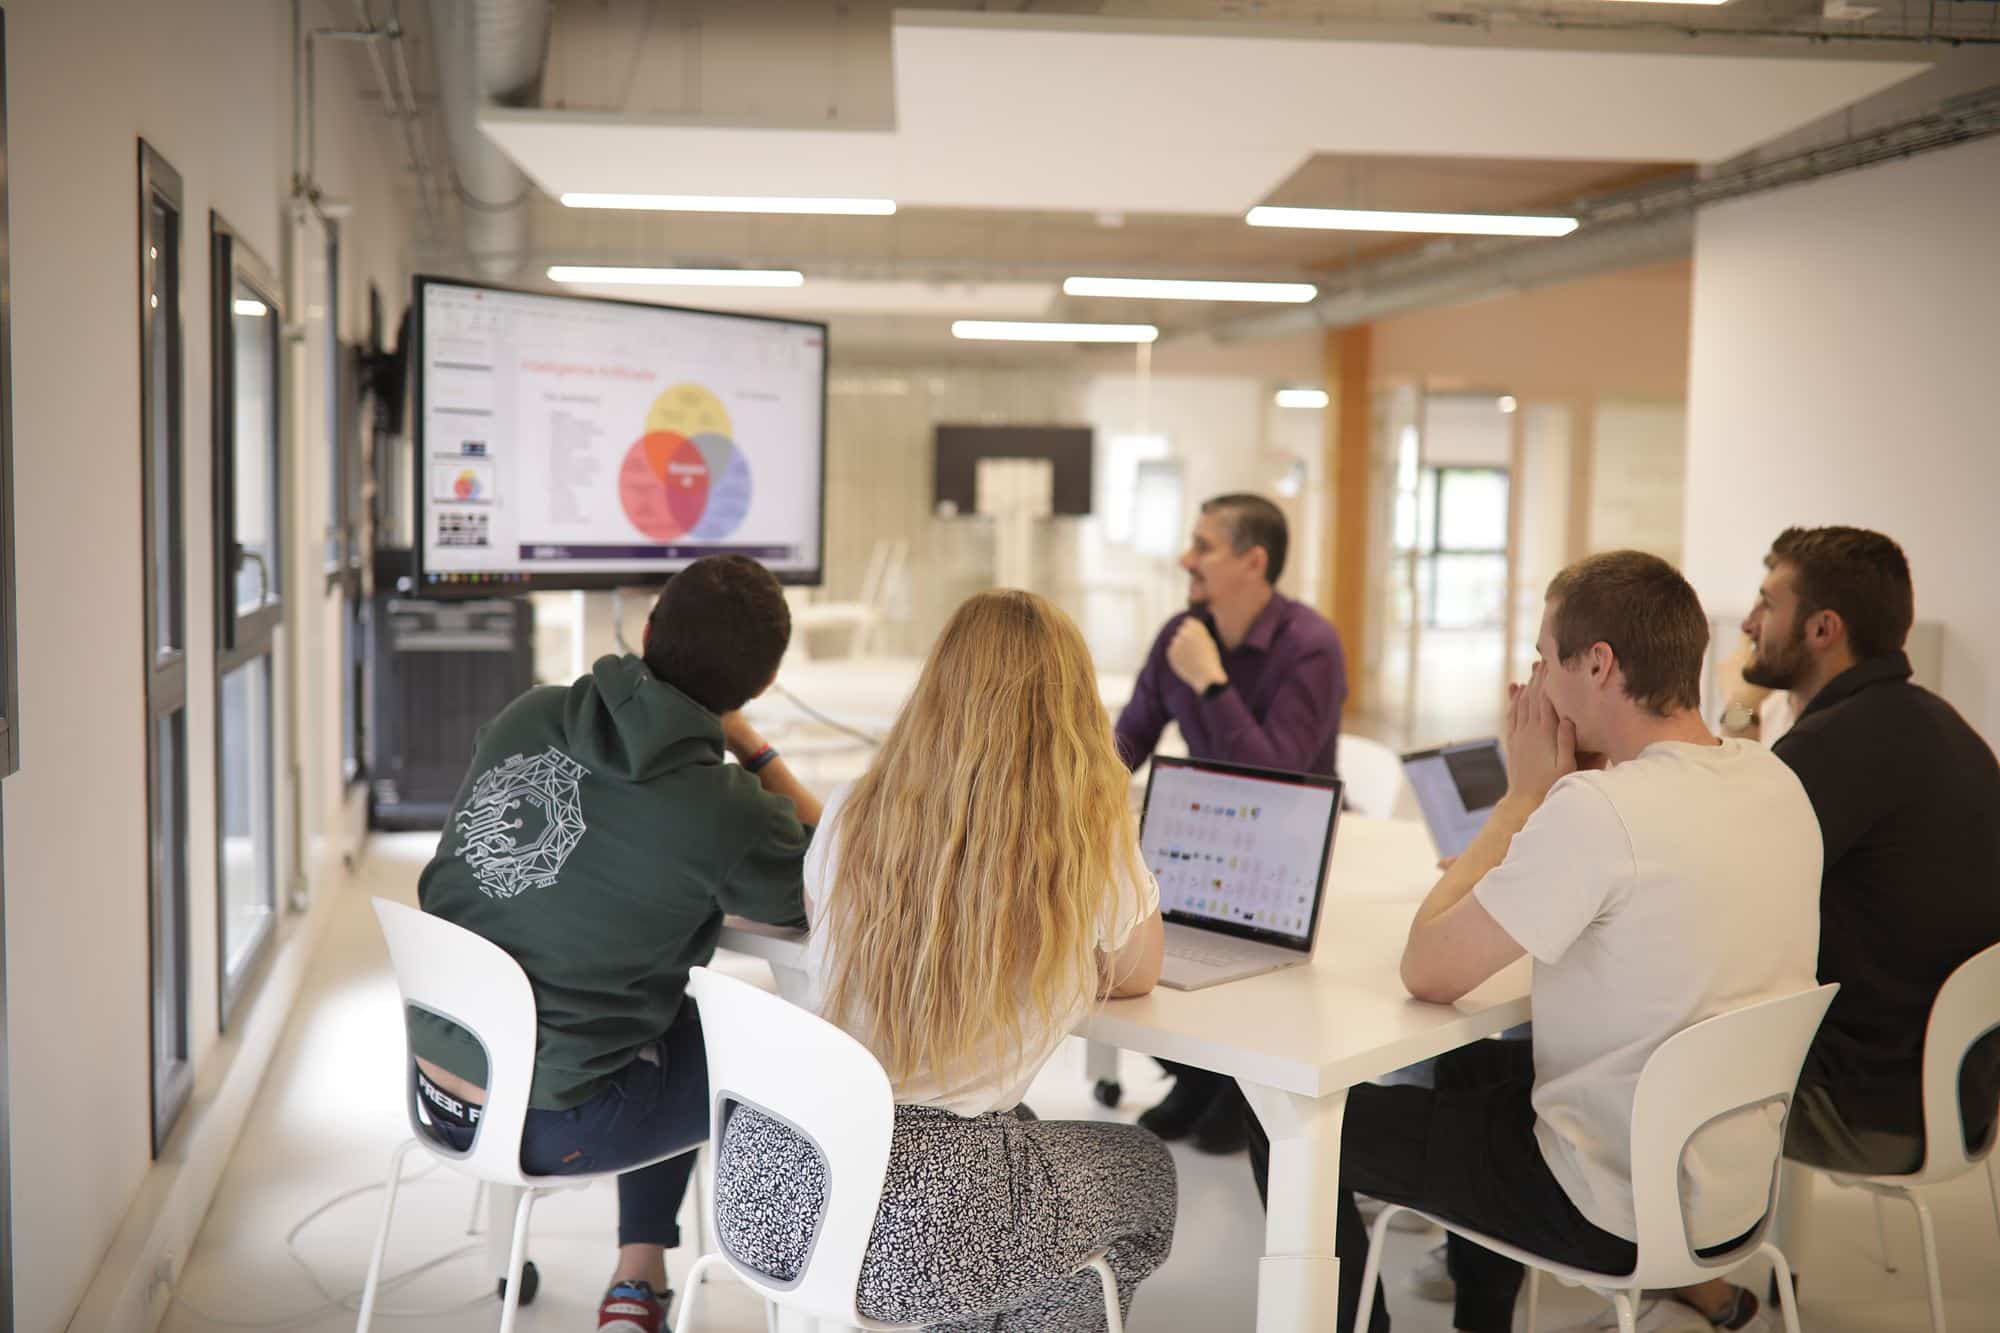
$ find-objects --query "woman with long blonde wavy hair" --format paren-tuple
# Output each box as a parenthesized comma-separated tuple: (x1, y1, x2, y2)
(713, 590, 1172, 1332)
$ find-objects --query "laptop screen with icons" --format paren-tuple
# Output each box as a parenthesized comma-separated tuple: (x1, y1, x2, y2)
(1138, 755, 1342, 953)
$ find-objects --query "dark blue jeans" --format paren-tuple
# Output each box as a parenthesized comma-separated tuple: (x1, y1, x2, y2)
(428, 1000, 710, 1248)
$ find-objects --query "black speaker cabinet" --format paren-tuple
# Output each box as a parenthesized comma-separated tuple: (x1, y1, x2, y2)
(369, 595, 534, 831)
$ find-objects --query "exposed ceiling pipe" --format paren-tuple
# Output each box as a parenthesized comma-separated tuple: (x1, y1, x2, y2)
(1207, 81, 2000, 342)
(428, 0, 551, 278)
(1212, 213, 1693, 341)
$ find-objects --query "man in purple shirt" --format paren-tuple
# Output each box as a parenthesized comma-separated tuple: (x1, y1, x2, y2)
(1117, 493, 1348, 1150)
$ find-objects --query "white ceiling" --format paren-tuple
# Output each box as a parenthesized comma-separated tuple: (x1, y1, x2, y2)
(484, 16, 1928, 217)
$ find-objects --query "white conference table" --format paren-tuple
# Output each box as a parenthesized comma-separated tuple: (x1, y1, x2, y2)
(717, 815, 1531, 1333)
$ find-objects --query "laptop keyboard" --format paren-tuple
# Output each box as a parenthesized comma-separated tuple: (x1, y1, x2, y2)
(1164, 937, 1271, 969)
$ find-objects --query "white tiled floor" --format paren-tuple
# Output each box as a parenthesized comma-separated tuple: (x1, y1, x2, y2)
(164, 836, 2000, 1332)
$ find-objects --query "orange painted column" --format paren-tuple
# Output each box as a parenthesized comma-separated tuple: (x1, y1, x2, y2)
(1324, 325, 1373, 714)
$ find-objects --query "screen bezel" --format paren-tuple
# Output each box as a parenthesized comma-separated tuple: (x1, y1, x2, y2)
(1139, 754, 1343, 954)
(409, 273, 829, 596)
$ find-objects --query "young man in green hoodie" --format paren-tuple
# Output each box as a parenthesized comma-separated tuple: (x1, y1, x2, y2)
(410, 554, 821, 1333)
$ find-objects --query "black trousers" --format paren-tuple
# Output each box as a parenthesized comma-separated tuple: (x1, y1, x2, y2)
(1246, 1040, 1637, 1333)
(1157, 1058, 1229, 1100)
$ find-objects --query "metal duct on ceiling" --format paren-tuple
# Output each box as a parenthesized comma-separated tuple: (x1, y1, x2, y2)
(428, 0, 551, 278)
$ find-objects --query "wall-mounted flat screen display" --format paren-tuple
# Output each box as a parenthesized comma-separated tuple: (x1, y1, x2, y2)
(414, 276, 826, 592)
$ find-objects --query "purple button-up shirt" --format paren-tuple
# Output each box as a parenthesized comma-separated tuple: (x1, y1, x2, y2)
(1114, 592, 1348, 778)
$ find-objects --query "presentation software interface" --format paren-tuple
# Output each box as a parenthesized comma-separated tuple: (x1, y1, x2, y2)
(1141, 763, 1336, 944)
(419, 280, 825, 588)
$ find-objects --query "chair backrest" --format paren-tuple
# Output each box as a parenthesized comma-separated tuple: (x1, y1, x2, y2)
(1912, 940, 2000, 1181)
(372, 898, 542, 1188)
(1624, 983, 1837, 1287)
(687, 967, 898, 1327)
(1340, 735, 1405, 819)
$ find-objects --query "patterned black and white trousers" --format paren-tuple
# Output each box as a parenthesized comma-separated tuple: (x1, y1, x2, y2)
(714, 1102, 1177, 1331)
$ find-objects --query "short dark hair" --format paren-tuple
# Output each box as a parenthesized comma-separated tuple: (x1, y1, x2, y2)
(1200, 493, 1288, 585)
(1765, 526, 1912, 660)
(1545, 550, 1707, 716)
(642, 555, 790, 714)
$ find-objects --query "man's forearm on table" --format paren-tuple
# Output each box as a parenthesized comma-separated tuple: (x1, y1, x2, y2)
(1410, 795, 1536, 930)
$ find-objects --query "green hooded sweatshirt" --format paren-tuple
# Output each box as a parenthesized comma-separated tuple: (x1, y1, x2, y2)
(410, 653, 810, 1110)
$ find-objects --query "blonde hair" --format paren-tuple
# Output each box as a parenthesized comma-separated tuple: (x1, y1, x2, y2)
(820, 590, 1147, 1088)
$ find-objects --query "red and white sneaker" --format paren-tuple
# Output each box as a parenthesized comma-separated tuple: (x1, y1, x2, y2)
(598, 1279, 669, 1333)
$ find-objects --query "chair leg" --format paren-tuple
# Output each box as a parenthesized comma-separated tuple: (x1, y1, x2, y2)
(690, 1143, 713, 1267)
(488, 1184, 522, 1284)
(676, 1252, 752, 1333)
(465, 1179, 487, 1235)
(1775, 1161, 1814, 1271)
(1083, 1252, 1123, 1333)
(1904, 1190, 1948, 1333)
(1874, 1192, 1899, 1273)
(1987, 1154, 2000, 1243)
(1761, 1242, 1804, 1333)
(1524, 1266, 1540, 1333)
(496, 1187, 540, 1333)
(355, 1138, 418, 1333)
(1612, 1290, 1638, 1333)
(1353, 1202, 1402, 1330)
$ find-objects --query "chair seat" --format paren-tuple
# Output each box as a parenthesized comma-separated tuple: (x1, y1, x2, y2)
(1380, 1206, 1648, 1291)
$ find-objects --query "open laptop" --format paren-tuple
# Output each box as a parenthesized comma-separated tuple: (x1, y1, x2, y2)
(1137, 755, 1343, 991)
(1400, 738, 1507, 860)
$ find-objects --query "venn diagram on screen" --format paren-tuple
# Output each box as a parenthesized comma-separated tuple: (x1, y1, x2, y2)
(618, 383, 755, 542)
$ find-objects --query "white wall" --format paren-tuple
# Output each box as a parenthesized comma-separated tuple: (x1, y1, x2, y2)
(809, 366, 1318, 672)
(1682, 135, 2000, 741)
(1590, 400, 1686, 566)
(3, 3, 413, 1328)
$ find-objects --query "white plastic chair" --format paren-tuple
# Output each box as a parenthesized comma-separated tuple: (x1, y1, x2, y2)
(1359, 984, 1838, 1333)
(675, 967, 1124, 1333)
(359, 899, 707, 1333)
(1801, 942, 2000, 1333)
(1339, 735, 1405, 819)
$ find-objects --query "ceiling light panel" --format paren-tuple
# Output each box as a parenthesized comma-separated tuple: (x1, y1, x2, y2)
(1247, 206, 1579, 238)
(952, 320, 1159, 343)
(559, 193, 897, 216)
(1062, 276, 1317, 303)
(547, 266, 806, 288)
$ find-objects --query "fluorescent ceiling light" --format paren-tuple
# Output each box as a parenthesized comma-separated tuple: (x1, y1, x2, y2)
(1063, 276, 1317, 304)
(547, 266, 805, 288)
(952, 320, 1158, 343)
(560, 193, 897, 216)
(1246, 206, 1579, 238)
(232, 298, 270, 317)
(1275, 388, 1329, 409)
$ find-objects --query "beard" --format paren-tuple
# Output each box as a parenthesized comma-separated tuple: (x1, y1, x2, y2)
(1742, 622, 1809, 690)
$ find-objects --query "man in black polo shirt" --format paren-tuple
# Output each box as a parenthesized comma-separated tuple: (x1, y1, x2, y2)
(1675, 525, 2000, 1316)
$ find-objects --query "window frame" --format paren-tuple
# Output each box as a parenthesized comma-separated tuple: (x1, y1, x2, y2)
(0, 10, 19, 1319)
(139, 138, 192, 1154)
(210, 213, 284, 1028)
(0, 7, 14, 781)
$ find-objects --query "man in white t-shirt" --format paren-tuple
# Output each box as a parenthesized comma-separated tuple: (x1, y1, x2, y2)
(1259, 551, 1822, 1333)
